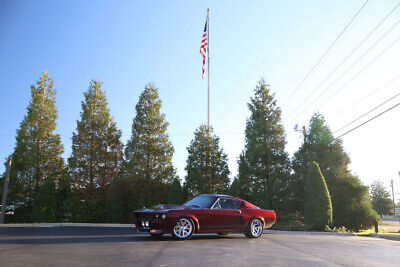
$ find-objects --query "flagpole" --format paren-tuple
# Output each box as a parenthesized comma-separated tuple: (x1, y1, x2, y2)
(207, 8, 210, 133)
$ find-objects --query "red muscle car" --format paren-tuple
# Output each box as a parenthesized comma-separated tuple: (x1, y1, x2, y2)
(133, 194, 276, 240)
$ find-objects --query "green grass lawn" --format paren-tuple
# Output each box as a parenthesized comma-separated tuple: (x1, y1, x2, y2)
(354, 220, 400, 236)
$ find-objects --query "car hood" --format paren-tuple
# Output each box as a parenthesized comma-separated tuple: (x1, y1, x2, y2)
(134, 204, 199, 213)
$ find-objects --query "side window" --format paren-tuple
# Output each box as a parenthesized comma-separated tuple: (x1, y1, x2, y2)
(219, 198, 240, 210)
(212, 200, 221, 209)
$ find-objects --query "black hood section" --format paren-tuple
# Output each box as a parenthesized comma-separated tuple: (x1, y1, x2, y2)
(134, 204, 195, 213)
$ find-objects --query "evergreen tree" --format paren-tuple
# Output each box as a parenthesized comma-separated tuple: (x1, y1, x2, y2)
(229, 178, 241, 198)
(292, 113, 378, 230)
(184, 125, 230, 195)
(125, 83, 176, 183)
(168, 178, 186, 205)
(31, 177, 57, 223)
(370, 180, 393, 216)
(106, 177, 126, 223)
(55, 171, 74, 222)
(291, 113, 337, 211)
(68, 80, 124, 222)
(124, 83, 176, 212)
(237, 80, 291, 211)
(305, 161, 332, 230)
(5, 71, 65, 222)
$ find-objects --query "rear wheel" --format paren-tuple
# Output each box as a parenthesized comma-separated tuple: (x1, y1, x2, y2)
(171, 218, 195, 240)
(244, 218, 264, 238)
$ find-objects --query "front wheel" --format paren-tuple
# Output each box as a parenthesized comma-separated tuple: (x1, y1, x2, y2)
(171, 218, 195, 240)
(244, 218, 264, 238)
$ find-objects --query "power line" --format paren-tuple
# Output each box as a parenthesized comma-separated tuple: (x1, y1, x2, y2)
(318, 34, 400, 107)
(329, 74, 400, 119)
(291, 18, 400, 121)
(335, 100, 400, 139)
(292, 33, 400, 125)
(334, 90, 400, 134)
(288, 1, 400, 117)
(282, 0, 369, 107)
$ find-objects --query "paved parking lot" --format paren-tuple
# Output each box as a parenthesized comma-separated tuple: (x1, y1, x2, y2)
(0, 226, 399, 266)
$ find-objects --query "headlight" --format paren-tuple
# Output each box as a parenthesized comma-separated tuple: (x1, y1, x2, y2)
(161, 214, 166, 219)
(156, 214, 159, 218)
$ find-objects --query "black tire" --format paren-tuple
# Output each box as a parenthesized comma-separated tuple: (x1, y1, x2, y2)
(217, 232, 229, 236)
(244, 218, 264, 238)
(171, 218, 195, 240)
(149, 233, 164, 237)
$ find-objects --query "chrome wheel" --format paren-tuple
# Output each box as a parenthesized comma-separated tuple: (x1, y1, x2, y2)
(251, 219, 263, 237)
(173, 218, 193, 239)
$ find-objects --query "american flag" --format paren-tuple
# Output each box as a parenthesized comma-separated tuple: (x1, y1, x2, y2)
(200, 18, 208, 79)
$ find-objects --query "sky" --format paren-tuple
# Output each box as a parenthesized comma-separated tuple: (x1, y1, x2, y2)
(0, 0, 399, 202)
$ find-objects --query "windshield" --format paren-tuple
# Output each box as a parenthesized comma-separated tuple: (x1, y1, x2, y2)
(183, 195, 217, 208)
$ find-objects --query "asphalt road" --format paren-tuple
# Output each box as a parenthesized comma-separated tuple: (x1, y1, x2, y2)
(0, 227, 399, 267)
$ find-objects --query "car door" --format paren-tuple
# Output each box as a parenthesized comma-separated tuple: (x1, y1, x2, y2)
(209, 198, 242, 231)
(190, 208, 212, 231)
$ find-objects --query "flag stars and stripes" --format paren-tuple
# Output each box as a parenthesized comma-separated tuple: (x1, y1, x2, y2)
(200, 19, 208, 79)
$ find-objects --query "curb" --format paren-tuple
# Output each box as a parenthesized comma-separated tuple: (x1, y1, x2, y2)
(358, 233, 400, 242)
(0, 223, 136, 228)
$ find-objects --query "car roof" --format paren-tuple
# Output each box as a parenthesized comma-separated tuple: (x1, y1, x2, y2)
(199, 194, 241, 200)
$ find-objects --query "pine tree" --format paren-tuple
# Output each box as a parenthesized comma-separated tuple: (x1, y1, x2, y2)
(237, 79, 291, 210)
(31, 177, 58, 223)
(184, 125, 230, 195)
(6, 71, 65, 222)
(55, 170, 74, 222)
(291, 114, 337, 211)
(124, 83, 176, 212)
(168, 178, 186, 205)
(68, 80, 124, 222)
(106, 177, 126, 223)
(229, 178, 241, 198)
(305, 161, 332, 230)
(292, 113, 378, 230)
(125, 83, 176, 183)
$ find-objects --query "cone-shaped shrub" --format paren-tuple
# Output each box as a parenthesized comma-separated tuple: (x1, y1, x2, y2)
(305, 161, 332, 230)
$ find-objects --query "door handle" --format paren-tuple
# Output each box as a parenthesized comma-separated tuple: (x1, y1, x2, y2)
(236, 210, 242, 213)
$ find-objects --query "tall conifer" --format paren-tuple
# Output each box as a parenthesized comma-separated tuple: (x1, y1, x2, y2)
(125, 83, 176, 183)
(68, 80, 123, 222)
(292, 113, 378, 230)
(237, 79, 291, 210)
(6, 71, 65, 221)
(185, 125, 230, 195)
(124, 83, 176, 211)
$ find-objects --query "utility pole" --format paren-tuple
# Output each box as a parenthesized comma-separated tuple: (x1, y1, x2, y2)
(1, 157, 12, 224)
(294, 124, 306, 143)
(390, 179, 395, 217)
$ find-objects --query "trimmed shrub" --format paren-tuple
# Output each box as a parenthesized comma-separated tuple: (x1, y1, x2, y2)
(305, 161, 333, 230)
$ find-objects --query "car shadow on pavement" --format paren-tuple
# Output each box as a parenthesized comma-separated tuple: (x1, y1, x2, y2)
(0, 232, 248, 245)
(0, 227, 135, 237)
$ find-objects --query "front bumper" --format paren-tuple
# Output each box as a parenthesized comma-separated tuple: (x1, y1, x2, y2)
(135, 218, 174, 234)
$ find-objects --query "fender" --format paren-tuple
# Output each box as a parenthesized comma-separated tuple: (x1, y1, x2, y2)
(245, 216, 266, 229)
(180, 214, 200, 232)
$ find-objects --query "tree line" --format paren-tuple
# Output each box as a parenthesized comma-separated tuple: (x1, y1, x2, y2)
(0, 71, 393, 231)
